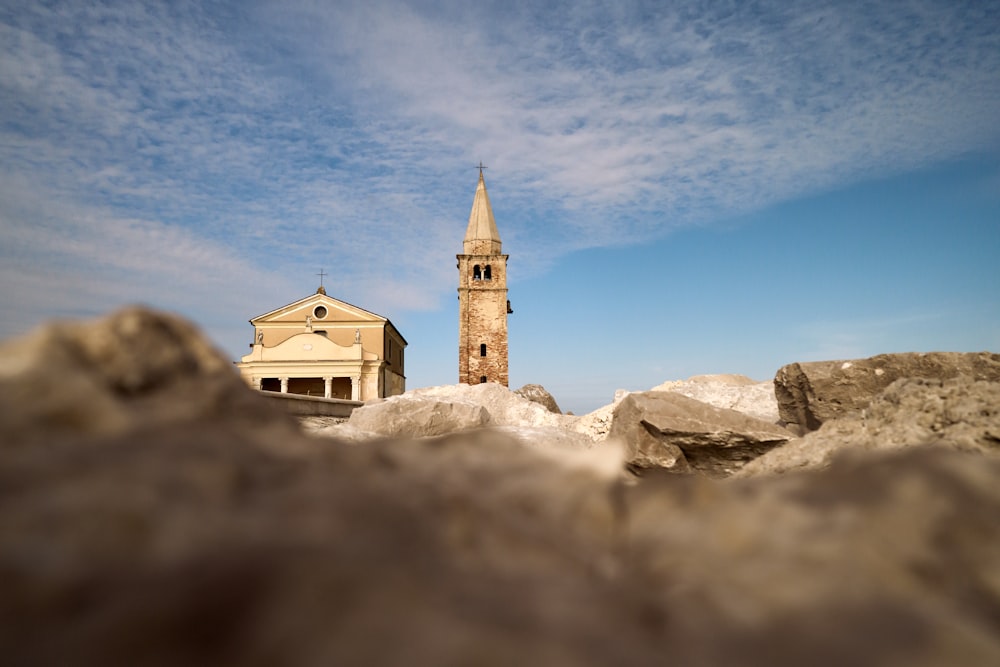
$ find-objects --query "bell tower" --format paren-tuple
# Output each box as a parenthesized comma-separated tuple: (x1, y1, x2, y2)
(457, 168, 510, 385)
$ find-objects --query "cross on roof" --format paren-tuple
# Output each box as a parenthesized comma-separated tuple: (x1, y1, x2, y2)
(316, 269, 327, 287)
(476, 161, 488, 175)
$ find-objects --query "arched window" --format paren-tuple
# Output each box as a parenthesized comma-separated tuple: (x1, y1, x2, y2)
(484, 265, 492, 280)
(480, 343, 487, 357)
(473, 265, 482, 281)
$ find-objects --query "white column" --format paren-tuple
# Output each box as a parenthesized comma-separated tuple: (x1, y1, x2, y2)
(351, 374, 361, 401)
(252, 376, 261, 390)
(280, 377, 289, 393)
(323, 377, 333, 399)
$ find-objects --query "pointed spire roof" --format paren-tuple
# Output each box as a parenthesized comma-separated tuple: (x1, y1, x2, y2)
(463, 171, 502, 254)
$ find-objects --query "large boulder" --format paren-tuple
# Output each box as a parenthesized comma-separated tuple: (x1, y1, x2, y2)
(0, 306, 289, 445)
(651, 374, 780, 423)
(514, 383, 562, 414)
(623, 446, 1000, 666)
(608, 391, 793, 477)
(3, 309, 1000, 665)
(347, 395, 490, 437)
(341, 383, 580, 441)
(410, 383, 572, 429)
(738, 376, 1000, 477)
(774, 351, 1000, 433)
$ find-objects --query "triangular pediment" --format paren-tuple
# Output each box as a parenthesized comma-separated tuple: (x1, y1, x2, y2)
(250, 292, 386, 325)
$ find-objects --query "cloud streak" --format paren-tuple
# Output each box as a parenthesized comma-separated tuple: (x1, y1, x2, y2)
(1, 0, 998, 354)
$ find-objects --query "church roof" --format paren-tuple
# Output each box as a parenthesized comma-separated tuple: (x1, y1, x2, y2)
(463, 171, 502, 252)
(249, 291, 408, 345)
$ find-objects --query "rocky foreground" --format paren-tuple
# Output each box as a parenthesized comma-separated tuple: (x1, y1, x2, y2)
(2, 307, 999, 666)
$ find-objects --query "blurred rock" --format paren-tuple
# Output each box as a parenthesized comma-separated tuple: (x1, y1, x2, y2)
(774, 351, 1000, 433)
(3, 309, 1000, 666)
(608, 391, 793, 477)
(514, 383, 562, 414)
(624, 446, 1000, 666)
(738, 376, 1000, 477)
(0, 306, 291, 445)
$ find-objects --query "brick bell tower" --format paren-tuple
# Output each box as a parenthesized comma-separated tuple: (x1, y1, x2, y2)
(458, 167, 511, 386)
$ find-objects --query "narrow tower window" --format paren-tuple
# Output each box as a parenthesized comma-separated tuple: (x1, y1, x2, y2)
(484, 265, 492, 280)
(473, 265, 482, 281)
(480, 343, 487, 357)
(480, 376, 488, 384)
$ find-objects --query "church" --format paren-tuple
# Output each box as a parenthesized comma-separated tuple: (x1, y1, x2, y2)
(235, 169, 508, 399)
(235, 285, 407, 401)
(457, 169, 511, 386)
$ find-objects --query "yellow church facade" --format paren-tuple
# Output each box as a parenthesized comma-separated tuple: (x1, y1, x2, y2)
(235, 288, 406, 401)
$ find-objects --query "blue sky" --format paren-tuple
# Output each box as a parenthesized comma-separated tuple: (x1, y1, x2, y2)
(2, 0, 998, 414)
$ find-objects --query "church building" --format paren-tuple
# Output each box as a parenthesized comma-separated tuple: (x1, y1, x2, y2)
(457, 170, 511, 386)
(235, 286, 407, 401)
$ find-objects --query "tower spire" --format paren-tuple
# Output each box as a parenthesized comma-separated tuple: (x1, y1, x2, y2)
(463, 170, 501, 255)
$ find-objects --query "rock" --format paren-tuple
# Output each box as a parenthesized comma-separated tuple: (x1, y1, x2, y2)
(514, 383, 562, 414)
(571, 401, 617, 441)
(3, 309, 1000, 665)
(624, 446, 1000, 667)
(410, 383, 573, 430)
(738, 376, 1000, 477)
(608, 391, 793, 477)
(347, 394, 490, 437)
(651, 374, 780, 423)
(0, 306, 290, 445)
(774, 351, 1000, 433)
(338, 383, 590, 443)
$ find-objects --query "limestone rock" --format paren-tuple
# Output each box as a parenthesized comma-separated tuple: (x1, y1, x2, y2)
(774, 351, 1000, 433)
(624, 446, 1000, 666)
(652, 374, 780, 423)
(0, 306, 289, 445)
(347, 394, 490, 437)
(571, 401, 617, 441)
(608, 391, 792, 476)
(337, 383, 586, 442)
(3, 309, 1000, 665)
(514, 383, 562, 414)
(410, 383, 574, 430)
(738, 376, 1000, 477)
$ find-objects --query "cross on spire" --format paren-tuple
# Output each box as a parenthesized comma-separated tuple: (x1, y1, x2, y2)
(316, 269, 327, 287)
(475, 161, 488, 176)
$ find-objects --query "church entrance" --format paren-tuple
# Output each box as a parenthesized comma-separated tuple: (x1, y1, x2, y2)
(260, 376, 355, 399)
(288, 377, 325, 397)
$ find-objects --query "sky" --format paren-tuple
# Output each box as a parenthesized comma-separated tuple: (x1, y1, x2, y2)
(2, 0, 998, 414)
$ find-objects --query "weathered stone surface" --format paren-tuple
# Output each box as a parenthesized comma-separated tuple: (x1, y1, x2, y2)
(738, 376, 1000, 477)
(347, 394, 490, 437)
(652, 374, 780, 423)
(608, 391, 793, 476)
(514, 383, 562, 414)
(624, 446, 1000, 667)
(774, 351, 1000, 433)
(331, 383, 588, 444)
(412, 383, 572, 430)
(4, 310, 1000, 666)
(0, 306, 290, 445)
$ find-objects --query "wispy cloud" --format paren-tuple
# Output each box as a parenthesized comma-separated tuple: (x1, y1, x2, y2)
(1, 0, 998, 352)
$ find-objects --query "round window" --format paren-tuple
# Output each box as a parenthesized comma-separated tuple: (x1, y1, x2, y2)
(313, 306, 328, 319)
